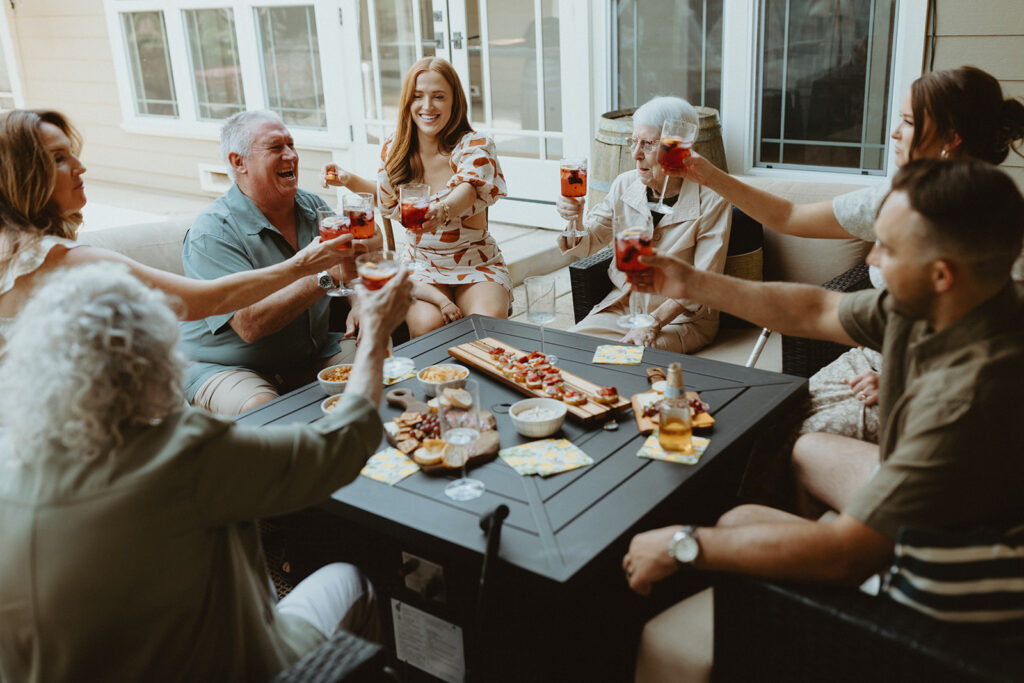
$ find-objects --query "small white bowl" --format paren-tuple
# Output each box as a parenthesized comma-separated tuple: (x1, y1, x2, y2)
(320, 394, 342, 416)
(318, 364, 353, 395)
(416, 364, 469, 397)
(509, 398, 567, 438)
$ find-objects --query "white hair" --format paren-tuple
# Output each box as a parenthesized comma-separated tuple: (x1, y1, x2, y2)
(220, 109, 284, 181)
(633, 96, 699, 132)
(0, 263, 186, 464)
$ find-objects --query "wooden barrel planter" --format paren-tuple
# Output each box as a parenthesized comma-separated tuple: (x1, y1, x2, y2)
(588, 106, 727, 207)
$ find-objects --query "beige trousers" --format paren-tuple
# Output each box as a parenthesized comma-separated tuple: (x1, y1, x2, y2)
(569, 296, 717, 354)
(193, 339, 357, 416)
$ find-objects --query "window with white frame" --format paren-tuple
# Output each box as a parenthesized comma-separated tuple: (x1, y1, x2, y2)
(184, 9, 245, 121)
(0, 46, 17, 110)
(613, 0, 906, 176)
(105, 1, 333, 139)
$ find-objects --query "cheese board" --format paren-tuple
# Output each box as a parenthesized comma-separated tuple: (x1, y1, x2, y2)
(631, 390, 715, 435)
(383, 388, 499, 473)
(446, 337, 631, 425)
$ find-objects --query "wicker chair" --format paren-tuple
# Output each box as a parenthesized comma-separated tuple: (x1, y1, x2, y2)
(712, 574, 1024, 682)
(270, 630, 395, 683)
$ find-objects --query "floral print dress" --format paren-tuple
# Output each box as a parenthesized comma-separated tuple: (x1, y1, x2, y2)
(376, 132, 512, 293)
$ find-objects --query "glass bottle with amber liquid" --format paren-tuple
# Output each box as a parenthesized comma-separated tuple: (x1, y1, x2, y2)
(658, 362, 694, 454)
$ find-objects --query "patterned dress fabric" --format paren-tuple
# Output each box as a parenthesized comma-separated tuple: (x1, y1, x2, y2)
(0, 234, 79, 356)
(376, 132, 512, 293)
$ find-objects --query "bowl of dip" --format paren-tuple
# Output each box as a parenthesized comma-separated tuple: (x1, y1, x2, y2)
(509, 398, 567, 438)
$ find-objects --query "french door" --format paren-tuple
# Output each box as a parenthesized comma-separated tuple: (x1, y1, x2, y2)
(336, 0, 590, 227)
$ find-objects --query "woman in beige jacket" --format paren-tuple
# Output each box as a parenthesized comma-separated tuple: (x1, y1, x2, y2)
(557, 96, 731, 353)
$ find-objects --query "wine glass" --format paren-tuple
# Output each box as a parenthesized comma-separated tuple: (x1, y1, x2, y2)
(343, 192, 376, 240)
(649, 119, 698, 214)
(524, 275, 558, 365)
(400, 183, 431, 234)
(613, 210, 656, 329)
(560, 158, 587, 239)
(316, 206, 356, 297)
(356, 250, 415, 381)
(442, 378, 485, 501)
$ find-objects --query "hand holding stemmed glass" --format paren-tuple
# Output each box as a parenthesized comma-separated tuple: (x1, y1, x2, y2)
(316, 206, 357, 297)
(649, 119, 698, 214)
(355, 250, 415, 380)
(613, 209, 657, 329)
(558, 158, 588, 240)
(398, 183, 432, 273)
(441, 378, 486, 501)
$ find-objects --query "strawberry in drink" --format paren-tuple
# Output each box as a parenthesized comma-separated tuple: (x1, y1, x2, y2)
(345, 208, 375, 239)
(319, 215, 350, 248)
(658, 136, 692, 173)
(615, 227, 653, 286)
(401, 200, 430, 232)
(560, 166, 587, 198)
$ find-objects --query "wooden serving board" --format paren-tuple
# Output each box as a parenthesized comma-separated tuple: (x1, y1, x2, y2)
(447, 337, 631, 425)
(383, 388, 499, 474)
(631, 390, 715, 435)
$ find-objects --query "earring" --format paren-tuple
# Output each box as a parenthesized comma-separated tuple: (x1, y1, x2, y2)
(940, 148, 949, 160)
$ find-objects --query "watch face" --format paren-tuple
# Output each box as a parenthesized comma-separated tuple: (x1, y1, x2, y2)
(318, 272, 334, 290)
(671, 529, 699, 563)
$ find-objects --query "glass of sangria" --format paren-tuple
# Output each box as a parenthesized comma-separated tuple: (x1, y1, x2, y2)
(400, 183, 431, 234)
(613, 213, 656, 329)
(343, 192, 376, 240)
(560, 158, 587, 238)
(356, 250, 415, 381)
(650, 119, 698, 214)
(316, 207, 356, 297)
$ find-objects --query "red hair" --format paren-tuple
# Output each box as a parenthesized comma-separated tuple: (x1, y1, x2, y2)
(385, 58, 473, 192)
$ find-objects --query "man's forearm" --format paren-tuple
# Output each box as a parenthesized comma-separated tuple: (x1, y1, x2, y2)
(689, 270, 854, 344)
(696, 518, 891, 585)
(345, 324, 389, 406)
(230, 274, 324, 342)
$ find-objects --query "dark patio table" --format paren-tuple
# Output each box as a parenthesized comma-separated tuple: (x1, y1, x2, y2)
(239, 315, 807, 682)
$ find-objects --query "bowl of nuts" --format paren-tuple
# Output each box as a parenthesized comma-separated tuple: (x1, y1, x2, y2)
(317, 364, 353, 395)
(320, 394, 342, 416)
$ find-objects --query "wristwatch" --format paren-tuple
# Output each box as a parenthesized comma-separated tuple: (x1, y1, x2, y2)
(317, 270, 335, 291)
(669, 526, 700, 565)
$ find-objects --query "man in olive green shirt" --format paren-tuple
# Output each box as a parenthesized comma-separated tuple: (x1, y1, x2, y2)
(621, 160, 1024, 679)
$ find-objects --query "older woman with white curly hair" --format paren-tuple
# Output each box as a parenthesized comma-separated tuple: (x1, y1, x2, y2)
(556, 96, 731, 353)
(0, 262, 413, 681)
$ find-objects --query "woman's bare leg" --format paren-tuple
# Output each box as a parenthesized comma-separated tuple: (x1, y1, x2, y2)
(406, 282, 452, 337)
(454, 281, 510, 318)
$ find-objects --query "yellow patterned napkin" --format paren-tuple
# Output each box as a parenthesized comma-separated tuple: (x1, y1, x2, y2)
(383, 367, 418, 386)
(499, 438, 594, 477)
(636, 432, 711, 465)
(360, 447, 420, 485)
(592, 345, 644, 365)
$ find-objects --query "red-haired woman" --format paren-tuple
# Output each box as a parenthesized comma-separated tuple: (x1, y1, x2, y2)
(324, 57, 511, 337)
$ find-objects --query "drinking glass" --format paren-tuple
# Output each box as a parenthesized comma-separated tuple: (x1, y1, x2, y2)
(613, 211, 656, 329)
(356, 251, 415, 380)
(442, 378, 485, 501)
(316, 206, 356, 297)
(400, 183, 431, 234)
(650, 119, 698, 214)
(524, 275, 558, 365)
(343, 192, 376, 240)
(560, 158, 587, 239)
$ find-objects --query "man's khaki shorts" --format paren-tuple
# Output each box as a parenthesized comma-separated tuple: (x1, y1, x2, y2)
(193, 339, 356, 416)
